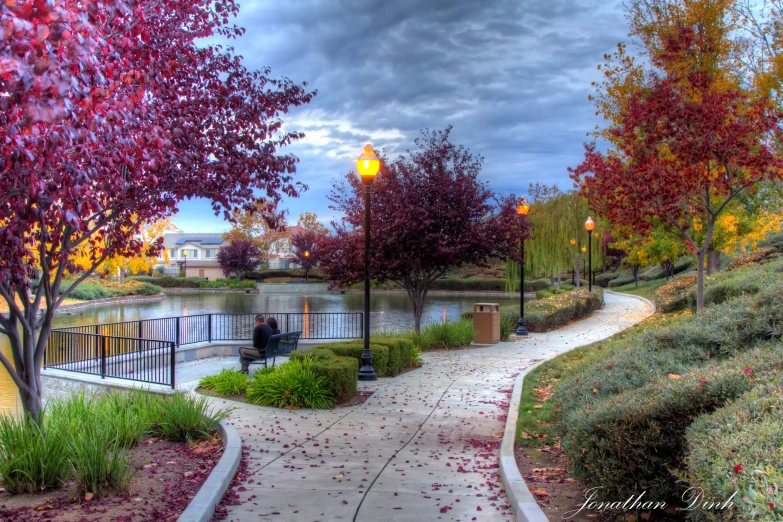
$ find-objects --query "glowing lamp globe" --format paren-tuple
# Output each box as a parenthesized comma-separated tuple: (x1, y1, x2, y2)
(516, 197, 530, 216)
(182, 251, 187, 257)
(570, 239, 576, 245)
(581, 246, 587, 252)
(357, 144, 380, 184)
(585, 216, 596, 232)
(304, 251, 310, 257)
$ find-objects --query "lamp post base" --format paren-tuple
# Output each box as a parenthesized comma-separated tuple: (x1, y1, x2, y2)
(358, 353, 377, 381)
(515, 318, 529, 337)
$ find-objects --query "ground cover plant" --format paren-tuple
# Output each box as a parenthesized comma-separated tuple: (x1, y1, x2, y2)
(60, 279, 162, 301)
(0, 391, 228, 497)
(198, 279, 256, 289)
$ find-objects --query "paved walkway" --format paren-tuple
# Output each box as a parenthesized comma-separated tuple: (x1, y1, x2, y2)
(209, 292, 653, 522)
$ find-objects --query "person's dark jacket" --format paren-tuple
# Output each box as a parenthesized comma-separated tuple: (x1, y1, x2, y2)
(253, 323, 273, 352)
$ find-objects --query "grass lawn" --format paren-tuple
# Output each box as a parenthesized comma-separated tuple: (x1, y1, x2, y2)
(609, 277, 667, 301)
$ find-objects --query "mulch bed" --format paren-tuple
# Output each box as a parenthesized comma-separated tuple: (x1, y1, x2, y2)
(0, 437, 223, 522)
(515, 443, 685, 522)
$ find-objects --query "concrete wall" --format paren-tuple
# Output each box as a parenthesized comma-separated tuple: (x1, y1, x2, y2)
(185, 266, 224, 280)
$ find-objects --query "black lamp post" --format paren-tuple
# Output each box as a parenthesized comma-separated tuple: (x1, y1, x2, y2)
(585, 217, 595, 291)
(570, 239, 576, 285)
(581, 246, 586, 285)
(515, 197, 530, 337)
(182, 250, 187, 277)
(357, 144, 380, 381)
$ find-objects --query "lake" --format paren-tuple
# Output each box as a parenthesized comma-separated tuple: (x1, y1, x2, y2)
(0, 291, 519, 415)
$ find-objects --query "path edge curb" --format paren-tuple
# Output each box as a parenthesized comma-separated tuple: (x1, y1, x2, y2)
(177, 421, 242, 522)
(499, 362, 552, 522)
(499, 291, 656, 522)
(604, 289, 657, 314)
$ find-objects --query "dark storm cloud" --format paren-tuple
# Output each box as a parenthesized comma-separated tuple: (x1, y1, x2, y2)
(203, 0, 628, 223)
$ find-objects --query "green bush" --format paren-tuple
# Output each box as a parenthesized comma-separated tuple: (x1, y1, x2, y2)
(686, 257, 783, 309)
(314, 341, 390, 375)
(199, 369, 250, 396)
(535, 286, 576, 300)
(500, 312, 517, 341)
(68, 420, 135, 496)
(246, 269, 325, 281)
(289, 348, 358, 402)
(199, 279, 256, 289)
(128, 276, 203, 288)
(595, 272, 620, 287)
(246, 357, 335, 409)
(608, 274, 637, 287)
(413, 319, 474, 350)
(429, 277, 506, 291)
(655, 274, 697, 312)
(525, 278, 553, 292)
(563, 343, 783, 502)
(684, 380, 783, 521)
(525, 288, 604, 332)
(0, 414, 70, 493)
(149, 392, 228, 443)
(367, 337, 414, 373)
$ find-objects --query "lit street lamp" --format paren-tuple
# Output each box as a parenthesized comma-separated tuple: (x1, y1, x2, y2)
(581, 246, 586, 285)
(304, 251, 310, 282)
(570, 238, 576, 284)
(357, 144, 380, 381)
(182, 250, 187, 277)
(515, 197, 530, 337)
(585, 217, 595, 291)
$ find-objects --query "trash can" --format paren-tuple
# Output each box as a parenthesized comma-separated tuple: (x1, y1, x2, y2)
(472, 303, 501, 344)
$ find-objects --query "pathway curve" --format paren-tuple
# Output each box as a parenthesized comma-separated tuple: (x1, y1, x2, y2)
(211, 291, 653, 522)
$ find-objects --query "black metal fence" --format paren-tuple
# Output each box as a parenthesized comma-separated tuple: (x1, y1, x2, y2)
(45, 312, 362, 387)
(53, 312, 363, 345)
(45, 331, 175, 388)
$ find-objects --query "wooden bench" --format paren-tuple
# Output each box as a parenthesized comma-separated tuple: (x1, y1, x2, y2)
(239, 331, 302, 369)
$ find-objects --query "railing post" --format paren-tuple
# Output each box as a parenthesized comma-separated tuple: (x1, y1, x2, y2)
(175, 317, 180, 347)
(100, 335, 107, 379)
(138, 320, 143, 351)
(170, 341, 176, 389)
(208, 314, 212, 343)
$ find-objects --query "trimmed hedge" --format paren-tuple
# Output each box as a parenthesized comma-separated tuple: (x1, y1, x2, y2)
(429, 277, 506, 292)
(685, 380, 783, 521)
(310, 341, 391, 376)
(366, 338, 414, 373)
(525, 288, 604, 333)
(288, 349, 358, 403)
(246, 269, 325, 281)
(595, 272, 620, 287)
(563, 343, 783, 502)
(129, 276, 204, 288)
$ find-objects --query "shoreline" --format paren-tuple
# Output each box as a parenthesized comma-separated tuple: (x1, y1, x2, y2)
(55, 293, 166, 314)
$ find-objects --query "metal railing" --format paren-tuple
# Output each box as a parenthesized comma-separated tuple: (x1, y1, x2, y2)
(53, 312, 363, 345)
(44, 331, 175, 388)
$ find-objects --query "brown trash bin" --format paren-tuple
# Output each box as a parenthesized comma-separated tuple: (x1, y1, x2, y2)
(472, 303, 501, 344)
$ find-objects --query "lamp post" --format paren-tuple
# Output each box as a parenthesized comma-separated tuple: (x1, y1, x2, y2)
(585, 217, 595, 291)
(592, 231, 599, 286)
(304, 251, 310, 282)
(515, 197, 530, 337)
(581, 246, 586, 285)
(357, 144, 380, 381)
(182, 250, 187, 277)
(570, 239, 576, 284)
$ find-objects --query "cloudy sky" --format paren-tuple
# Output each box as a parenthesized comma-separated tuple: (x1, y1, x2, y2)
(173, 0, 629, 233)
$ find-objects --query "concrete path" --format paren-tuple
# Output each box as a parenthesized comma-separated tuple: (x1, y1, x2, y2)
(209, 292, 652, 522)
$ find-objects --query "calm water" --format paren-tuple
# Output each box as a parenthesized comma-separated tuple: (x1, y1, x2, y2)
(0, 291, 518, 414)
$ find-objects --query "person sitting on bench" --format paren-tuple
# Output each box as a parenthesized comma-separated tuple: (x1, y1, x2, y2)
(267, 317, 281, 335)
(239, 315, 273, 373)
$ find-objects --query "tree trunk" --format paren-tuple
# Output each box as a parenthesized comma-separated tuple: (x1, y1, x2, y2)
(556, 269, 561, 290)
(575, 258, 581, 288)
(118, 267, 126, 284)
(696, 250, 706, 313)
(633, 265, 640, 287)
(706, 248, 721, 275)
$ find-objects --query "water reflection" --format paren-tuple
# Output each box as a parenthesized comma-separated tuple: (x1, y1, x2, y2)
(0, 291, 518, 415)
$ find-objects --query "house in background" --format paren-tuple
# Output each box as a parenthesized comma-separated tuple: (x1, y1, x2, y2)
(265, 225, 305, 269)
(156, 233, 227, 280)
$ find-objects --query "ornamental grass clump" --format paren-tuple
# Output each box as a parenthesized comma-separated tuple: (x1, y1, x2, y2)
(684, 380, 783, 521)
(562, 343, 783, 502)
(246, 357, 336, 409)
(412, 319, 474, 350)
(149, 392, 228, 443)
(199, 368, 250, 396)
(0, 414, 70, 494)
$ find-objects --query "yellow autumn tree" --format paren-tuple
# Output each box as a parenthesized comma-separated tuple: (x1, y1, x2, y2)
(222, 201, 288, 267)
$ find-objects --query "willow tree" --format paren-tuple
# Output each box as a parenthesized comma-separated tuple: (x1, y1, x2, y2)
(506, 189, 603, 290)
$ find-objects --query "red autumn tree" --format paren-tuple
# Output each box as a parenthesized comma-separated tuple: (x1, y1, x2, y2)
(571, 26, 783, 312)
(291, 229, 319, 281)
(0, 0, 314, 419)
(319, 127, 530, 333)
(217, 240, 263, 281)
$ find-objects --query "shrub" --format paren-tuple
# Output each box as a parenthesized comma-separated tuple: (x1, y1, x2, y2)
(289, 348, 358, 402)
(608, 274, 637, 287)
(313, 341, 390, 376)
(562, 343, 783, 502)
(68, 420, 135, 496)
(686, 257, 783, 309)
(199, 279, 256, 289)
(525, 278, 552, 292)
(130, 276, 203, 288)
(413, 319, 474, 350)
(91, 390, 155, 448)
(246, 269, 324, 281)
(246, 357, 336, 409)
(150, 393, 229, 442)
(368, 337, 415, 373)
(500, 312, 517, 341)
(0, 414, 70, 494)
(199, 369, 250, 396)
(655, 273, 697, 312)
(684, 380, 783, 521)
(524, 288, 604, 332)
(595, 272, 620, 287)
(535, 286, 576, 300)
(429, 277, 506, 292)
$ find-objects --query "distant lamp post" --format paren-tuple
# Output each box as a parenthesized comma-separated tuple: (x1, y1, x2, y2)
(585, 217, 595, 291)
(304, 251, 310, 282)
(570, 239, 577, 283)
(581, 246, 586, 285)
(182, 250, 187, 277)
(357, 144, 380, 381)
(515, 197, 530, 337)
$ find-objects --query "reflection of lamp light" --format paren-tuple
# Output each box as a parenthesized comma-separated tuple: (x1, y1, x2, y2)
(442, 305, 447, 325)
(303, 298, 310, 339)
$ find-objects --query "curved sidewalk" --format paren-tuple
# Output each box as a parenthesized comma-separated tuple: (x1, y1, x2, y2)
(213, 291, 653, 521)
